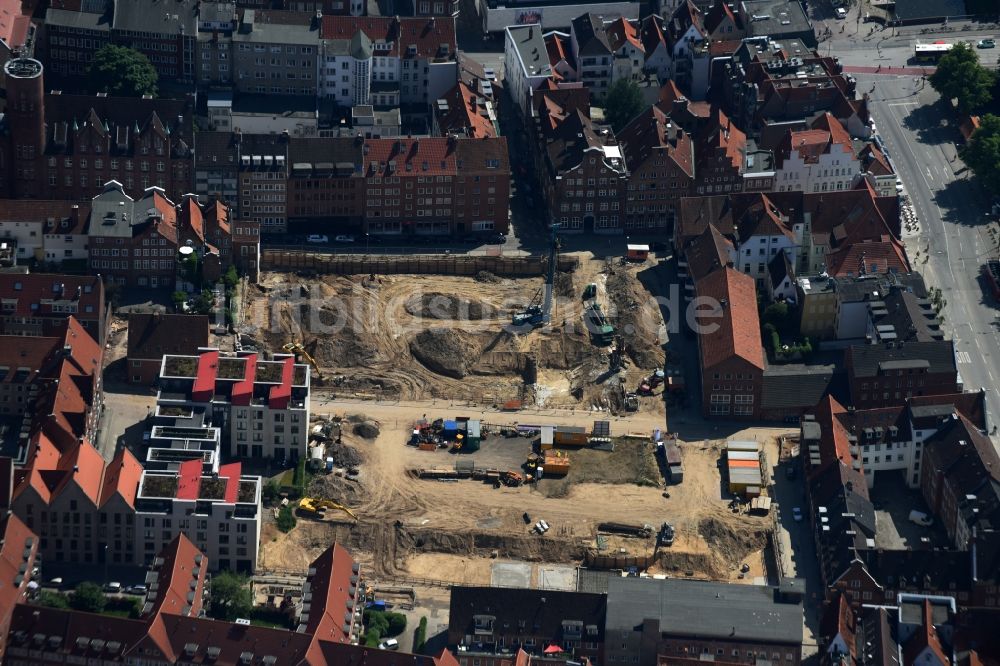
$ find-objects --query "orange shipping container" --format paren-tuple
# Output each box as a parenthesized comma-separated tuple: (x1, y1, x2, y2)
(727, 459, 759, 469)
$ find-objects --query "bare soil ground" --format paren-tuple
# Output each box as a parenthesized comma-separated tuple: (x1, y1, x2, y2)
(244, 253, 666, 414)
(259, 406, 789, 584)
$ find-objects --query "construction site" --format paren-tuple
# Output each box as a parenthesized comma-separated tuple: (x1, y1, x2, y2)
(243, 248, 675, 414)
(249, 246, 788, 601)
(260, 400, 789, 590)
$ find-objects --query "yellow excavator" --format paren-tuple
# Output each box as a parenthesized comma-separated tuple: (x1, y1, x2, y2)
(298, 497, 358, 521)
(282, 342, 323, 380)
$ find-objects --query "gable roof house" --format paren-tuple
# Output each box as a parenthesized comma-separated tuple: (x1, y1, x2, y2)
(694, 266, 764, 419)
(617, 106, 695, 233)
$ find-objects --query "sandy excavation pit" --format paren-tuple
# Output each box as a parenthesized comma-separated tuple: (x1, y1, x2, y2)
(245, 256, 668, 409)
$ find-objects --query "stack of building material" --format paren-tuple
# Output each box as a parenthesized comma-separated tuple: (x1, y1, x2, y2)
(726, 441, 762, 497)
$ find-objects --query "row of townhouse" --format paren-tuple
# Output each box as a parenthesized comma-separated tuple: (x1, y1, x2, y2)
(0, 520, 394, 663)
(43, 6, 459, 105)
(0, 180, 261, 287)
(196, 131, 511, 235)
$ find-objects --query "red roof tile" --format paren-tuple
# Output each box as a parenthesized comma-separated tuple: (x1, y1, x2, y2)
(192, 350, 219, 402)
(0, 512, 37, 659)
(617, 106, 695, 178)
(268, 357, 294, 409)
(903, 599, 950, 666)
(436, 82, 497, 139)
(321, 16, 455, 59)
(303, 543, 359, 650)
(364, 137, 458, 177)
(143, 534, 207, 619)
(812, 395, 856, 469)
(99, 447, 143, 509)
(826, 237, 910, 277)
(694, 266, 763, 371)
(220, 462, 241, 504)
(605, 17, 641, 51)
(176, 459, 201, 501)
(0, 274, 103, 322)
(231, 352, 257, 407)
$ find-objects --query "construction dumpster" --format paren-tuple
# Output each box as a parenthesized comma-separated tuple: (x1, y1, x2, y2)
(542, 452, 570, 476)
(554, 426, 588, 447)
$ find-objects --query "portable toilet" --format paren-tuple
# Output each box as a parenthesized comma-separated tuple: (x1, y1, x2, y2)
(466, 420, 481, 452)
(540, 426, 554, 450)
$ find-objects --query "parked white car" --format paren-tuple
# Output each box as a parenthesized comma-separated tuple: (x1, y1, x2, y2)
(306, 235, 329, 244)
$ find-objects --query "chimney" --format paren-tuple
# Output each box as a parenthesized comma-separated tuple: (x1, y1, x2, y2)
(672, 96, 689, 116)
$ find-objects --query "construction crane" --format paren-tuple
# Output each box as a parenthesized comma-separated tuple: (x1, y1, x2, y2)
(511, 224, 561, 329)
(282, 342, 323, 380)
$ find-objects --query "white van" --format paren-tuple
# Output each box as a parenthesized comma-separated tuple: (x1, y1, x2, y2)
(908, 510, 934, 527)
(379, 639, 399, 651)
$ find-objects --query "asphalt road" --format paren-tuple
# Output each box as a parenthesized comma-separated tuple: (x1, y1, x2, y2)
(862, 73, 1000, 435)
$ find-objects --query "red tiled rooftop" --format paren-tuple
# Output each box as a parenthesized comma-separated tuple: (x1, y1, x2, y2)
(694, 266, 763, 371)
(364, 137, 457, 177)
(192, 350, 219, 402)
(175, 459, 201, 500)
(99, 447, 143, 509)
(220, 462, 241, 503)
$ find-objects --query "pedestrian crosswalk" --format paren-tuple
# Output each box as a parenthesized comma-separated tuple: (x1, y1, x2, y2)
(957, 351, 972, 364)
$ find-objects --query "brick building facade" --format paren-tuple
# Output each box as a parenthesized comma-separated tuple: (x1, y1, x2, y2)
(0, 58, 194, 201)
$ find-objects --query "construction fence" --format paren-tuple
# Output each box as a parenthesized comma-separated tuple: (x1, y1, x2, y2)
(261, 250, 579, 277)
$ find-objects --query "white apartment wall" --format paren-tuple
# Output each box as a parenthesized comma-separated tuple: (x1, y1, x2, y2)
(0, 220, 43, 262)
(774, 147, 860, 194)
(136, 494, 260, 572)
(644, 43, 671, 80)
(42, 232, 89, 264)
(504, 28, 550, 116)
(737, 234, 796, 281)
(858, 437, 919, 488)
(231, 403, 308, 460)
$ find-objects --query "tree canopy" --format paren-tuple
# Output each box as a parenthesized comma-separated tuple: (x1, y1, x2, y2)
(69, 582, 106, 613)
(208, 571, 253, 621)
(88, 45, 158, 98)
(929, 42, 996, 114)
(604, 79, 646, 132)
(961, 113, 1000, 195)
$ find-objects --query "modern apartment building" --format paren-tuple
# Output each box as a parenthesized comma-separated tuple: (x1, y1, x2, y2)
(237, 133, 290, 232)
(134, 460, 261, 572)
(157, 349, 311, 461)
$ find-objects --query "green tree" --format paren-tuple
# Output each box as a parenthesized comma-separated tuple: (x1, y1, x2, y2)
(262, 479, 281, 504)
(172, 291, 187, 312)
(763, 302, 791, 335)
(929, 42, 996, 114)
(208, 571, 253, 621)
(604, 79, 646, 132)
(223, 265, 239, 291)
(961, 113, 1000, 194)
(276, 505, 297, 533)
(414, 616, 428, 653)
(37, 590, 69, 609)
(69, 582, 106, 613)
(88, 45, 158, 97)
